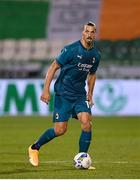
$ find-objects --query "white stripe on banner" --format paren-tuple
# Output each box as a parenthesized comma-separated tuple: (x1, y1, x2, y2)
(47, 0, 102, 40)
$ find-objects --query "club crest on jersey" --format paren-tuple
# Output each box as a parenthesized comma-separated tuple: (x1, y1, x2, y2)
(92, 57, 95, 63)
(55, 113, 59, 120)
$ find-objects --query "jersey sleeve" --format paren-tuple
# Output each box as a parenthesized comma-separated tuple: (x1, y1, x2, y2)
(56, 46, 72, 66)
(89, 53, 101, 74)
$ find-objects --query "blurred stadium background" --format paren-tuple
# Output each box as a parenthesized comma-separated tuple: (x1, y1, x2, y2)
(0, 0, 140, 116)
(0, 1, 140, 178)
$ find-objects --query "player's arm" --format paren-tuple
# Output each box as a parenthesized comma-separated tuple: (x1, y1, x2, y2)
(40, 60, 60, 103)
(87, 73, 96, 107)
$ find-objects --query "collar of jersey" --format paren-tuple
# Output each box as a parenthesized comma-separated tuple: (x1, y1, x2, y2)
(79, 40, 95, 51)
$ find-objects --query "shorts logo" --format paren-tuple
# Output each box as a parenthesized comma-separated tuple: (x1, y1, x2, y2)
(55, 113, 59, 119)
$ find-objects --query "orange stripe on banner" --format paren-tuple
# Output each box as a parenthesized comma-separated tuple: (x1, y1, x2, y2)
(99, 0, 140, 40)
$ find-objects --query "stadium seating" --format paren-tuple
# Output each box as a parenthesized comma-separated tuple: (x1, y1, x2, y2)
(31, 39, 49, 60)
(0, 0, 140, 78)
(129, 38, 140, 62)
(1, 40, 16, 61)
(15, 39, 32, 61)
(96, 40, 113, 61)
(0, 38, 139, 78)
(48, 41, 65, 59)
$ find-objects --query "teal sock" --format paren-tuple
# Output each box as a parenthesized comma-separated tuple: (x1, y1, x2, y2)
(79, 131, 92, 152)
(32, 128, 57, 150)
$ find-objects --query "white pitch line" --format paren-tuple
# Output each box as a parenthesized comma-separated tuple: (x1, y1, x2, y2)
(41, 160, 140, 164)
(1, 160, 140, 164)
(40, 160, 129, 164)
(95, 161, 129, 164)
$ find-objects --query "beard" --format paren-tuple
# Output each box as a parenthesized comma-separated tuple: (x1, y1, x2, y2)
(86, 37, 93, 45)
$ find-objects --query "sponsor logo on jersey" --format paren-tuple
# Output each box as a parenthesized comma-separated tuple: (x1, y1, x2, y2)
(78, 63, 92, 72)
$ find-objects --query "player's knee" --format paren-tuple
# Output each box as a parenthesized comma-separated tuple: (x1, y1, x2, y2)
(54, 122, 68, 136)
(81, 120, 92, 131)
(55, 126, 67, 136)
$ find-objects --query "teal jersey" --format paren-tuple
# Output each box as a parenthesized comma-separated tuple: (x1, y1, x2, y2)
(54, 40, 101, 97)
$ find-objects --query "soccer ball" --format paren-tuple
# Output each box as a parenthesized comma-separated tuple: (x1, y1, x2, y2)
(73, 152, 92, 169)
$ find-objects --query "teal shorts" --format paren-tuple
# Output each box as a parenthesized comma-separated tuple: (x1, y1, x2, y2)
(53, 94, 91, 122)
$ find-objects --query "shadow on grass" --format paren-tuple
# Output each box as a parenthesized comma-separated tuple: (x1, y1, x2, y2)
(0, 162, 75, 176)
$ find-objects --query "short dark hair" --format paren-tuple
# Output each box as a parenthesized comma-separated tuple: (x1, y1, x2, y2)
(84, 21, 96, 31)
(86, 21, 96, 27)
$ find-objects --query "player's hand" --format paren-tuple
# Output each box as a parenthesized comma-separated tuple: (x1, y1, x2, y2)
(86, 94, 94, 108)
(40, 91, 50, 104)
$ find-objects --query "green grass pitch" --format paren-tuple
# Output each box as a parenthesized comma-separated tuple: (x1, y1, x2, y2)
(0, 116, 140, 179)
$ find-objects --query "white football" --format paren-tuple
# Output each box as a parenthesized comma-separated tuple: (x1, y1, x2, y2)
(73, 152, 92, 169)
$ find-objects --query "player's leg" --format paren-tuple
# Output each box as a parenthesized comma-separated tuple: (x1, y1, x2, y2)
(31, 121, 68, 150)
(28, 126, 57, 166)
(28, 121, 68, 166)
(28, 94, 72, 166)
(77, 112, 96, 170)
(74, 98, 95, 170)
(54, 121, 68, 135)
(73, 97, 92, 153)
(77, 112, 92, 153)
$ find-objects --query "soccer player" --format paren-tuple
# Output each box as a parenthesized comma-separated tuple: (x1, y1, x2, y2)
(28, 21, 101, 169)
